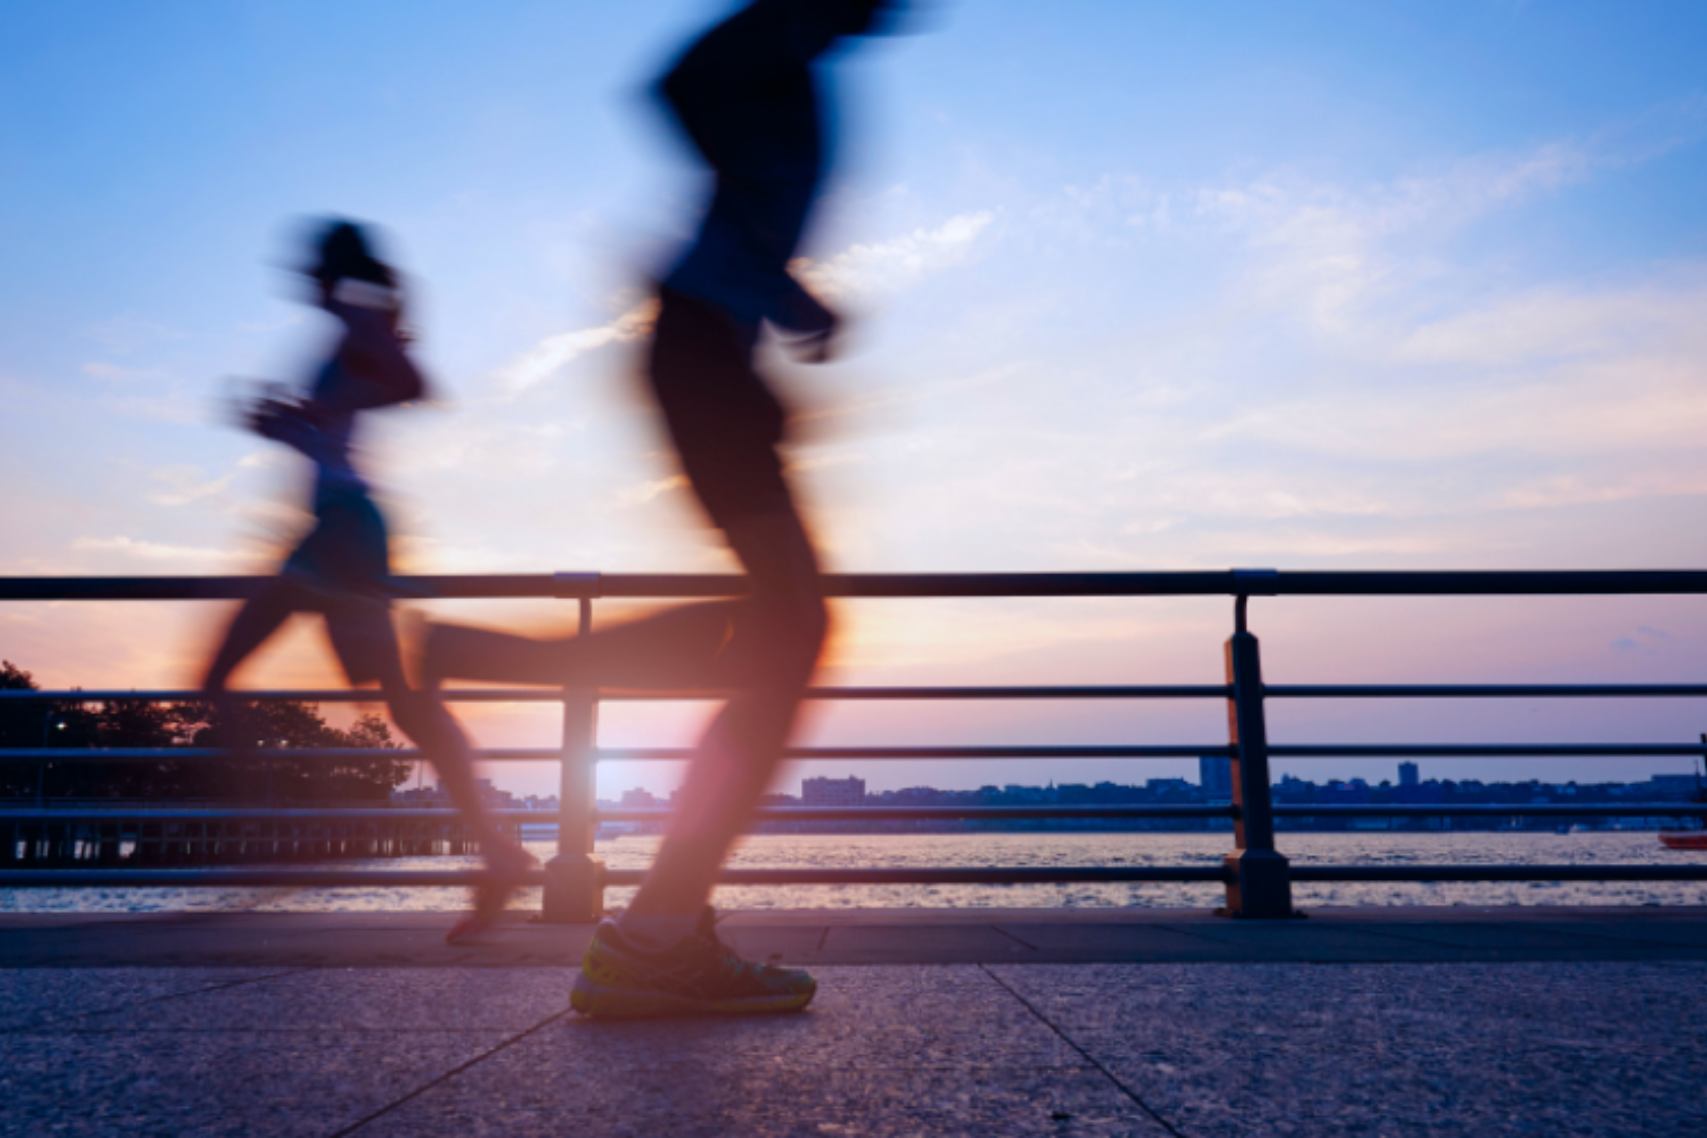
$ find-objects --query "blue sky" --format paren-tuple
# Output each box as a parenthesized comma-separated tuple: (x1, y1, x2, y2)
(4, 1, 1707, 796)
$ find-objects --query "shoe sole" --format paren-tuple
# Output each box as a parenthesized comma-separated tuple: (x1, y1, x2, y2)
(569, 975, 815, 1018)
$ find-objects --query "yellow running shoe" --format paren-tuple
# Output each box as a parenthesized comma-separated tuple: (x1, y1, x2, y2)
(570, 908, 816, 1018)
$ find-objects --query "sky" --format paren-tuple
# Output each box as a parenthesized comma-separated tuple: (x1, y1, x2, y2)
(3, 0, 1707, 799)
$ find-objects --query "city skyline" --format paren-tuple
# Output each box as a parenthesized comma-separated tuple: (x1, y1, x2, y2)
(423, 761, 1707, 813)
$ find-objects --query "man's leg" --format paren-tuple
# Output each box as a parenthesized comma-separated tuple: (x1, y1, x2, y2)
(620, 508, 827, 933)
(570, 505, 827, 1016)
(569, 287, 826, 1015)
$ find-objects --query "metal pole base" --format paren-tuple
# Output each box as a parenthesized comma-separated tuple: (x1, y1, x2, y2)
(1218, 849, 1298, 919)
(540, 853, 605, 923)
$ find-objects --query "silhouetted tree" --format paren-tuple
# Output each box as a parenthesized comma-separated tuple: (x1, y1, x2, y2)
(0, 660, 44, 797)
(169, 700, 411, 803)
(0, 660, 411, 803)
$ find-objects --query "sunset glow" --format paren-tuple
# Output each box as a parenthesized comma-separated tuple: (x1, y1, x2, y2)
(5, 1, 1707, 799)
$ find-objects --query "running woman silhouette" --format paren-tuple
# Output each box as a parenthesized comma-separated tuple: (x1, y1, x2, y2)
(420, 0, 903, 1015)
(201, 220, 534, 942)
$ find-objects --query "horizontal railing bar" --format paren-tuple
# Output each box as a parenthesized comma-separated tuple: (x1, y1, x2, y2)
(0, 868, 515, 888)
(597, 745, 1233, 761)
(0, 689, 567, 705)
(13, 682, 1707, 704)
(6, 742, 1701, 764)
(0, 866, 1231, 887)
(7, 568, 1707, 602)
(1270, 744, 1707, 757)
(0, 804, 1239, 823)
(6, 863, 1707, 888)
(11, 682, 1705, 706)
(600, 867, 1229, 885)
(4, 804, 1701, 824)
(601, 804, 1234, 821)
(800, 685, 1229, 701)
(0, 683, 1232, 704)
(5, 741, 1700, 762)
(0, 744, 1231, 763)
(1291, 865, 1707, 882)
(0, 747, 561, 763)
(0, 807, 551, 823)
(1271, 804, 1707, 817)
(1267, 683, 1707, 699)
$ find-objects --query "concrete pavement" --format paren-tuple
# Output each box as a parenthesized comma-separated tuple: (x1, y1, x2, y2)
(3, 908, 1705, 1137)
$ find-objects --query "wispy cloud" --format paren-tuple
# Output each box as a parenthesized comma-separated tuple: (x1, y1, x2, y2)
(613, 473, 687, 509)
(490, 301, 657, 395)
(1395, 280, 1707, 366)
(146, 464, 238, 507)
(795, 210, 996, 301)
(82, 361, 166, 383)
(486, 210, 998, 398)
(1188, 140, 1602, 336)
(71, 536, 233, 565)
(82, 315, 187, 357)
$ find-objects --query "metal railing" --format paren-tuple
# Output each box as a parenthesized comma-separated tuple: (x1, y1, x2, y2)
(4, 569, 1707, 919)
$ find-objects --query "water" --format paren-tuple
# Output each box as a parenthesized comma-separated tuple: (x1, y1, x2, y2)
(4, 831, 1704, 913)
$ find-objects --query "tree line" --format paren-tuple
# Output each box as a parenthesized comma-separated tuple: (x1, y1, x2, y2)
(0, 660, 412, 803)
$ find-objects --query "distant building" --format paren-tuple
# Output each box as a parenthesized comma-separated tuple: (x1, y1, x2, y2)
(1650, 774, 1702, 798)
(1399, 761, 1420, 789)
(802, 775, 866, 806)
(1199, 756, 1233, 801)
(391, 784, 448, 806)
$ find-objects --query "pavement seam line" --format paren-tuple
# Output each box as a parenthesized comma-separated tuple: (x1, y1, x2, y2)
(16, 966, 309, 1031)
(978, 964, 1190, 1138)
(138, 966, 308, 1003)
(327, 1009, 570, 1137)
(989, 924, 1040, 951)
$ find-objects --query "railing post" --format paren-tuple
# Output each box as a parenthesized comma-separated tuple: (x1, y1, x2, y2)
(541, 596, 604, 922)
(1220, 593, 1295, 918)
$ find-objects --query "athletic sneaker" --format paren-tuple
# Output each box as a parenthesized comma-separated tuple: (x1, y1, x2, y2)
(570, 908, 816, 1018)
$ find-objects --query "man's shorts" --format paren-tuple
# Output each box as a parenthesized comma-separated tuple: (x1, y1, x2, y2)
(646, 287, 794, 531)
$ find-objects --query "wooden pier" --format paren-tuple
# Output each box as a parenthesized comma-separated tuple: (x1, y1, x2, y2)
(1, 810, 502, 867)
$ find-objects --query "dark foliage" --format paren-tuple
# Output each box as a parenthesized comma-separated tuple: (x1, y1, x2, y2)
(0, 660, 412, 803)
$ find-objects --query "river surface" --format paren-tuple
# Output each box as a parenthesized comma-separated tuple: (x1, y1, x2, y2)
(5, 831, 1705, 913)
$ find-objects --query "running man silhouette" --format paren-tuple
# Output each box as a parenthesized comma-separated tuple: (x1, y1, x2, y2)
(419, 0, 902, 1015)
(201, 220, 535, 943)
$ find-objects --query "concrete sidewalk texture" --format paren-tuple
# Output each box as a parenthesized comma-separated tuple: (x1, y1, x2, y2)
(3, 908, 1705, 1137)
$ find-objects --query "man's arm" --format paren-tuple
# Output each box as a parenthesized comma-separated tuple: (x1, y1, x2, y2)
(772, 273, 841, 360)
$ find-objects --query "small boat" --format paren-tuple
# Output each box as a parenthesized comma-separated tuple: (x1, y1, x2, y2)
(1658, 748, 1707, 851)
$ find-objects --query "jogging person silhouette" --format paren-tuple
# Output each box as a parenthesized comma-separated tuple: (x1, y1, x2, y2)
(201, 219, 534, 942)
(420, 0, 902, 1015)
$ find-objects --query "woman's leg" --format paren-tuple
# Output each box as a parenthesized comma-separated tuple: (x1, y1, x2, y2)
(200, 579, 307, 748)
(202, 580, 305, 692)
(358, 615, 536, 940)
(420, 601, 743, 690)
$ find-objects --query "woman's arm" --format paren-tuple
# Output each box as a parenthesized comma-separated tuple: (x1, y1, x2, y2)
(321, 283, 427, 411)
